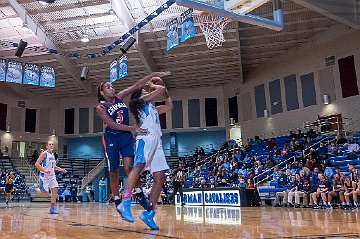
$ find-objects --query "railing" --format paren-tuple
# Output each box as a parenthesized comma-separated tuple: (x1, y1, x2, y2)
(79, 159, 106, 196)
(20, 157, 39, 184)
(253, 134, 335, 186)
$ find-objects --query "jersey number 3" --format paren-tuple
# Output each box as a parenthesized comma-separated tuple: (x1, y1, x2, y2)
(116, 110, 123, 124)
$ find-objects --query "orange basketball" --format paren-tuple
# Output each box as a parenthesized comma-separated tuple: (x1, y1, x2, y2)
(151, 77, 165, 86)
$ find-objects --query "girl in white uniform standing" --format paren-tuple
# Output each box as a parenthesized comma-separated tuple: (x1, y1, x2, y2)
(32, 141, 67, 214)
(118, 76, 173, 230)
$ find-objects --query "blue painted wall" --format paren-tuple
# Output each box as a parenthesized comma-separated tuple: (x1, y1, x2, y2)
(66, 136, 104, 158)
(162, 130, 226, 156)
(65, 130, 226, 158)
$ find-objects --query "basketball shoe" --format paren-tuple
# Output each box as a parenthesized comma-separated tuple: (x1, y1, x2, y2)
(139, 210, 159, 230)
(117, 199, 134, 222)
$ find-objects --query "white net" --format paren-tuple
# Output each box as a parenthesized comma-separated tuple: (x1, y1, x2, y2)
(195, 13, 229, 49)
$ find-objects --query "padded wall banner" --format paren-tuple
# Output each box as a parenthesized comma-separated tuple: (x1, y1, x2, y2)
(0, 59, 6, 82)
(6, 61, 22, 84)
(23, 63, 40, 86)
(180, 9, 195, 43)
(110, 59, 118, 83)
(166, 18, 179, 51)
(40, 66, 55, 87)
(118, 56, 128, 80)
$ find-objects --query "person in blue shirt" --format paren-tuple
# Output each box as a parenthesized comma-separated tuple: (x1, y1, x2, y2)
(277, 169, 288, 188)
(274, 175, 295, 207)
(311, 173, 331, 209)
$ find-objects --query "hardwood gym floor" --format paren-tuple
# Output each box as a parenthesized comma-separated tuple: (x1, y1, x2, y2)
(1, 202, 360, 238)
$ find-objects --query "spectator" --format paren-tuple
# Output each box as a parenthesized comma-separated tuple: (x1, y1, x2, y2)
(266, 138, 276, 149)
(86, 184, 95, 202)
(294, 178, 311, 208)
(345, 139, 360, 159)
(311, 173, 330, 209)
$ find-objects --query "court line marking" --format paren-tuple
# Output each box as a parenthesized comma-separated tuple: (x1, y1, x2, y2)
(19, 211, 181, 239)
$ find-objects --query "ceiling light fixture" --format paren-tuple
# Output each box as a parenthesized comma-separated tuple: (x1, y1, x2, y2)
(37, 0, 55, 5)
(81, 34, 90, 43)
(21, 22, 29, 31)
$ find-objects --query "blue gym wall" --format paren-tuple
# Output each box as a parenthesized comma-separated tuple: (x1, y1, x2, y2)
(66, 136, 104, 158)
(162, 130, 226, 156)
(65, 130, 226, 158)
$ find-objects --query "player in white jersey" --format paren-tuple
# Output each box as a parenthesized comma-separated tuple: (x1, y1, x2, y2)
(31, 141, 66, 214)
(118, 76, 173, 230)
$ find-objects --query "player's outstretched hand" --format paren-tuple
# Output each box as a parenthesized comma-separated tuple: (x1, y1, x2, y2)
(154, 71, 171, 78)
(135, 127, 149, 134)
(62, 169, 67, 173)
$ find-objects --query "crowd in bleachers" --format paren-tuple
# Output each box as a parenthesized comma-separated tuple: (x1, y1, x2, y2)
(177, 129, 360, 210)
(0, 168, 27, 197)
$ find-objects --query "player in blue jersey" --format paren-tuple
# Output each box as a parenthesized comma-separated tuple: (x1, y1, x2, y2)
(118, 77, 173, 230)
(30, 141, 67, 214)
(96, 72, 171, 215)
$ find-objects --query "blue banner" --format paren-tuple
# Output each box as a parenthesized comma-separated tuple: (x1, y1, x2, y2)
(0, 59, 6, 82)
(166, 18, 179, 51)
(23, 63, 39, 86)
(181, 9, 195, 43)
(118, 56, 128, 80)
(6, 61, 22, 84)
(40, 66, 55, 88)
(110, 59, 118, 83)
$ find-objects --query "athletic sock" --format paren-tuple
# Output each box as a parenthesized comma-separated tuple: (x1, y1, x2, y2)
(51, 203, 56, 208)
(113, 195, 121, 205)
(123, 189, 132, 200)
(150, 203, 156, 211)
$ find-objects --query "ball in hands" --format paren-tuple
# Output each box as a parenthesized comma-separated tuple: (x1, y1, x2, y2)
(151, 77, 165, 86)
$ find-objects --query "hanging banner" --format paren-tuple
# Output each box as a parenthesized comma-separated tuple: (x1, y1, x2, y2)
(23, 63, 40, 86)
(181, 9, 195, 43)
(166, 18, 179, 51)
(0, 59, 6, 82)
(118, 56, 128, 80)
(40, 66, 56, 88)
(6, 61, 22, 84)
(110, 59, 118, 83)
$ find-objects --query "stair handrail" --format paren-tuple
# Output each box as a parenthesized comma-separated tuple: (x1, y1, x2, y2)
(79, 159, 106, 195)
(253, 134, 335, 186)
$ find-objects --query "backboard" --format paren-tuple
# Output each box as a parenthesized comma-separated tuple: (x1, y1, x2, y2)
(176, 0, 284, 31)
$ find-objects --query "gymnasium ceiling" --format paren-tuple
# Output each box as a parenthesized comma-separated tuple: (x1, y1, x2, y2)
(0, 0, 358, 98)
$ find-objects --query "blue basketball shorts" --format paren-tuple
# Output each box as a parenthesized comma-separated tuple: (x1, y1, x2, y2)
(102, 132, 135, 172)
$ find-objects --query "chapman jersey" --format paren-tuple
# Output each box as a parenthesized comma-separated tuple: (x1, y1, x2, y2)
(39, 151, 56, 179)
(318, 180, 330, 191)
(99, 96, 131, 135)
(138, 102, 162, 137)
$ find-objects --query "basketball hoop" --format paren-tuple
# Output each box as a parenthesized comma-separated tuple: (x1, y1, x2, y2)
(195, 12, 230, 49)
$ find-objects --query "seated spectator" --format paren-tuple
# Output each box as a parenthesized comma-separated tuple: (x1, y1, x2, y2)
(272, 145, 281, 158)
(337, 134, 347, 145)
(246, 179, 254, 189)
(264, 158, 274, 171)
(345, 139, 360, 159)
(287, 174, 302, 207)
(218, 178, 228, 187)
(277, 169, 288, 188)
(343, 176, 354, 209)
(317, 142, 328, 161)
(327, 173, 345, 209)
(280, 145, 289, 157)
(294, 178, 312, 208)
(238, 178, 247, 188)
(324, 166, 335, 180)
(272, 166, 281, 182)
(311, 173, 330, 209)
(62, 187, 71, 202)
(274, 175, 296, 207)
(266, 138, 276, 149)
(289, 138, 298, 151)
(328, 141, 339, 156)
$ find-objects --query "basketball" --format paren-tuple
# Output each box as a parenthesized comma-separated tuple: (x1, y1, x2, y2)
(151, 77, 165, 86)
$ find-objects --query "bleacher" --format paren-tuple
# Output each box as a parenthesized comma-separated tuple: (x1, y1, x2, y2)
(56, 158, 103, 188)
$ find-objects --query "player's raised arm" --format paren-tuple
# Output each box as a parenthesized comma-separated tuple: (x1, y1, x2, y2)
(117, 71, 171, 99)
